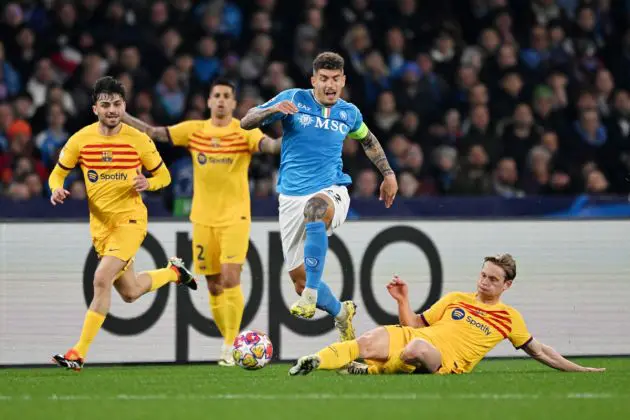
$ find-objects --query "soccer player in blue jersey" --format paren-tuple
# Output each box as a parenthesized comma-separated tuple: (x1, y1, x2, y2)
(241, 52, 398, 341)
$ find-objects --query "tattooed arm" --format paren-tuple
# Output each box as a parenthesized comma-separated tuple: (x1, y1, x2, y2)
(358, 130, 398, 207)
(240, 100, 298, 130)
(122, 113, 170, 143)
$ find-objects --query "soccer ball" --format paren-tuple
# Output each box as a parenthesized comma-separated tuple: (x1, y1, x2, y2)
(232, 330, 273, 370)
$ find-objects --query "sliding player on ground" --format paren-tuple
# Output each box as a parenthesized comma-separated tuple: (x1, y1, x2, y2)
(241, 52, 398, 342)
(49, 76, 196, 371)
(123, 78, 281, 366)
(290, 253, 606, 375)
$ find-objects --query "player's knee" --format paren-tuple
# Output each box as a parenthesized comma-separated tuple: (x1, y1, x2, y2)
(93, 271, 112, 291)
(208, 279, 223, 296)
(303, 196, 329, 223)
(119, 290, 138, 303)
(402, 340, 434, 367)
(356, 330, 382, 358)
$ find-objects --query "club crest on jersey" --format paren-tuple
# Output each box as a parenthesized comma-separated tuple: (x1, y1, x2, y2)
(101, 150, 113, 162)
(298, 114, 313, 127)
(210, 137, 221, 148)
(339, 110, 348, 121)
(197, 152, 207, 165)
(451, 308, 466, 320)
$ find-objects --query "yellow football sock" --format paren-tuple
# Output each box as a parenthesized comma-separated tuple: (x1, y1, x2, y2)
(382, 351, 416, 374)
(210, 292, 228, 338)
(73, 310, 106, 359)
(223, 285, 245, 346)
(316, 340, 360, 370)
(147, 267, 179, 292)
(365, 359, 386, 375)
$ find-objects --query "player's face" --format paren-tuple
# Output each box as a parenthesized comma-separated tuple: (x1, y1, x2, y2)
(93, 93, 125, 129)
(477, 262, 512, 299)
(208, 85, 236, 119)
(311, 69, 346, 106)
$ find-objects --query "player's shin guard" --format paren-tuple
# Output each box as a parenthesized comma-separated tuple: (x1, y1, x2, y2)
(315, 281, 342, 317)
(223, 285, 244, 346)
(315, 340, 360, 370)
(209, 292, 228, 338)
(304, 221, 327, 296)
(147, 266, 179, 291)
(73, 310, 106, 359)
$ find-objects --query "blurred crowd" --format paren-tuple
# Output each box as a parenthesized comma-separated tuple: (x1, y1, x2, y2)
(1, 0, 630, 208)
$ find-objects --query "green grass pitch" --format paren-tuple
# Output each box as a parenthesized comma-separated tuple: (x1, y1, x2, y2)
(1, 358, 628, 420)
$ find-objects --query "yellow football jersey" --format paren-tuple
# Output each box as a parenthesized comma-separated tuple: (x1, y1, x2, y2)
(167, 118, 264, 227)
(418, 292, 532, 373)
(58, 122, 164, 228)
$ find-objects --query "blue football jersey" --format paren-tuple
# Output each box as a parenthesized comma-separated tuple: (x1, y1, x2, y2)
(255, 88, 368, 196)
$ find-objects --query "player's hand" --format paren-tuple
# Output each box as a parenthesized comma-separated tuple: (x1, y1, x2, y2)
(133, 168, 149, 192)
(581, 367, 606, 373)
(386, 276, 408, 303)
(50, 188, 70, 206)
(272, 100, 298, 115)
(380, 174, 398, 208)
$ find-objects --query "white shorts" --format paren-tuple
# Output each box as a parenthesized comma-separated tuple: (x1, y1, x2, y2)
(279, 185, 351, 271)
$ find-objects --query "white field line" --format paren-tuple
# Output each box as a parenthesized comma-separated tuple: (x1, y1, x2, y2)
(0, 393, 622, 401)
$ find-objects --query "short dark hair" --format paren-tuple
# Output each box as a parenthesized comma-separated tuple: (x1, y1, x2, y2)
(312, 52, 344, 73)
(92, 76, 126, 104)
(210, 78, 236, 95)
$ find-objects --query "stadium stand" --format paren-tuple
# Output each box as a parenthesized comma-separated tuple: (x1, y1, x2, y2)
(1, 0, 629, 215)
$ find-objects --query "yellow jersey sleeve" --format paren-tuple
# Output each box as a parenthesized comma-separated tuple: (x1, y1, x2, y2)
(137, 135, 164, 172)
(167, 120, 198, 147)
(507, 309, 533, 349)
(420, 292, 459, 326)
(246, 128, 265, 153)
(57, 135, 81, 170)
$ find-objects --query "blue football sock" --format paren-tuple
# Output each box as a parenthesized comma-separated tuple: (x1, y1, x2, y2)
(316, 281, 342, 317)
(304, 221, 327, 290)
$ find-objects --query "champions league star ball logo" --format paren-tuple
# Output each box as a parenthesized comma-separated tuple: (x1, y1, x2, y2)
(298, 114, 313, 127)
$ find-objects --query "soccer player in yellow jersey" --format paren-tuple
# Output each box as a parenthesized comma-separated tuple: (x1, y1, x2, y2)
(123, 78, 281, 366)
(290, 253, 606, 376)
(48, 76, 197, 371)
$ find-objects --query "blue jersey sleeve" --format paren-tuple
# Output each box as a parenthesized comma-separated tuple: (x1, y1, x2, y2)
(347, 105, 369, 140)
(255, 89, 298, 126)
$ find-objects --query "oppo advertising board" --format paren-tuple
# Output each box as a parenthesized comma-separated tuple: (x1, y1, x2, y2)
(1, 220, 629, 365)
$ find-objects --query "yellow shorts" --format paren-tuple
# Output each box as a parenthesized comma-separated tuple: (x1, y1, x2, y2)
(382, 325, 461, 375)
(92, 220, 147, 262)
(193, 222, 251, 275)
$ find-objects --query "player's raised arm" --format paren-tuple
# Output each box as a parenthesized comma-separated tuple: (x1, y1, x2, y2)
(122, 113, 170, 143)
(240, 90, 298, 130)
(521, 339, 606, 372)
(386, 276, 426, 328)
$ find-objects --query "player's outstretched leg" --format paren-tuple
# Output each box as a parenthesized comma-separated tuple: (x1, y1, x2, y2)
(290, 195, 356, 339)
(289, 327, 389, 376)
(52, 256, 124, 371)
